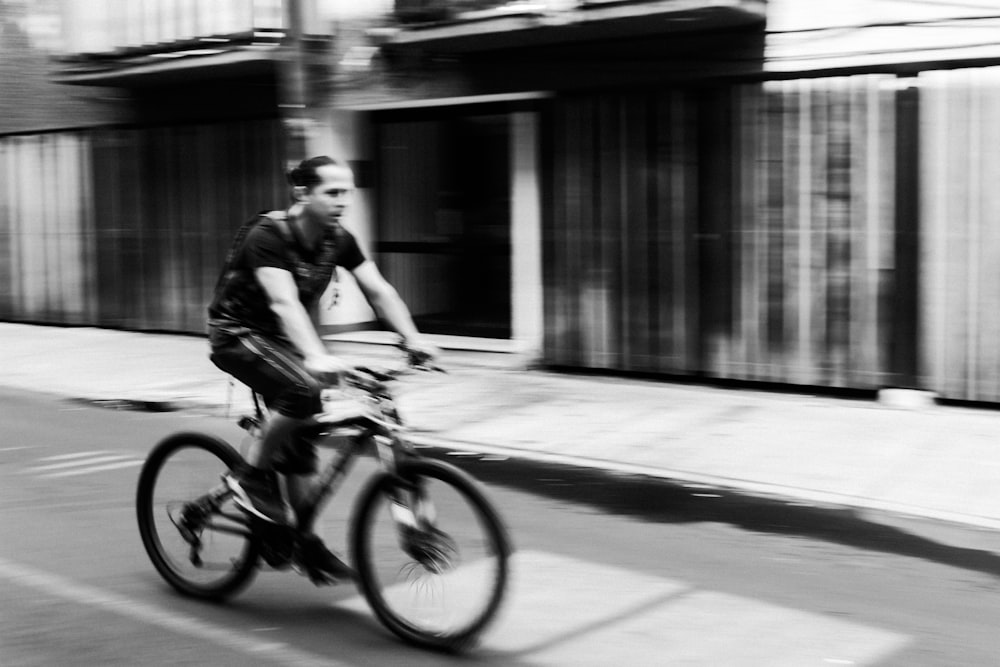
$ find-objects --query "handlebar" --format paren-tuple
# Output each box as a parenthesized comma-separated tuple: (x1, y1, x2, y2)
(305, 360, 443, 430)
(340, 360, 445, 395)
(311, 340, 443, 394)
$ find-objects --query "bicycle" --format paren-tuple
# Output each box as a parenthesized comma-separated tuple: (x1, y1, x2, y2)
(135, 355, 512, 652)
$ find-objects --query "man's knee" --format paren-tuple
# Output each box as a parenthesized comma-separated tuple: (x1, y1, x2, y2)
(272, 381, 322, 420)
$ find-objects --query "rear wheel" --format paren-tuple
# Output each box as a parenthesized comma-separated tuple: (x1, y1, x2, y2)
(136, 432, 259, 600)
(351, 459, 512, 652)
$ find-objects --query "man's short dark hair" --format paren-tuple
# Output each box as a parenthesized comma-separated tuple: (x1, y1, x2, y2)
(287, 156, 347, 189)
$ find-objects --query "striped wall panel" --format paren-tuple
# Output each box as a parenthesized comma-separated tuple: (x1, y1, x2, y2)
(0, 119, 286, 333)
(545, 92, 699, 372)
(707, 76, 898, 388)
(91, 119, 287, 333)
(0, 133, 93, 324)
(546, 78, 897, 387)
(920, 66, 1000, 401)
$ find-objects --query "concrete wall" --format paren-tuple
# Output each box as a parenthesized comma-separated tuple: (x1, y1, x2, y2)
(0, 1, 130, 134)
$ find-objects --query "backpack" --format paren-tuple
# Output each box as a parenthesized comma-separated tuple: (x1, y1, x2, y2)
(211, 210, 294, 297)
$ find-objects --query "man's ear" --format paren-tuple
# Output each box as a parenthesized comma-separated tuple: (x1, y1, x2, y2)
(292, 185, 308, 201)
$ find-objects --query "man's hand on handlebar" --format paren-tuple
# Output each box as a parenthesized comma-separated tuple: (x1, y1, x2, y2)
(305, 353, 350, 380)
(400, 337, 441, 369)
(302, 340, 442, 392)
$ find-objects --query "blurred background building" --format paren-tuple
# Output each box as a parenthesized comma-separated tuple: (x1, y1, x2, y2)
(2, 0, 1000, 402)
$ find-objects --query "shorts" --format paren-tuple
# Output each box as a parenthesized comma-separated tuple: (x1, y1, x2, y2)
(209, 324, 321, 475)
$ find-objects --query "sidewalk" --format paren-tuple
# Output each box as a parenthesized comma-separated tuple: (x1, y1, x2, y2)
(4, 322, 1000, 535)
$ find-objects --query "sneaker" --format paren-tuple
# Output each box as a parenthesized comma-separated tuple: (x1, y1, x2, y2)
(294, 534, 355, 584)
(225, 465, 289, 524)
(176, 500, 208, 544)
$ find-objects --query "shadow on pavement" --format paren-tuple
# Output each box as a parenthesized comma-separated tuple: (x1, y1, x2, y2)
(434, 451, 1000, 580)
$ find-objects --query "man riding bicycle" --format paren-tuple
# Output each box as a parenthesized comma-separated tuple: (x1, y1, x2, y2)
(207, 155, 438, 583)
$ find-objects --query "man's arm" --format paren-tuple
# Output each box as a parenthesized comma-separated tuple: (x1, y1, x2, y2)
(351, 261, 425, 346)
(255, 266, 333, 364)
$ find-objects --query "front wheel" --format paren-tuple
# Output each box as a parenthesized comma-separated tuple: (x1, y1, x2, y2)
(350, 459, 512, 652)
(136, 432, 259, 600)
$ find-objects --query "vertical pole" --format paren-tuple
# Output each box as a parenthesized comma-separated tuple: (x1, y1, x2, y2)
(280, 0, 310, 167)
(511, 111, 544, 361)
(891, 82, 921, 388)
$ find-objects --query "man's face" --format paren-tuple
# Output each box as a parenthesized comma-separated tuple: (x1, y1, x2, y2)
(302, 163, 354, 222)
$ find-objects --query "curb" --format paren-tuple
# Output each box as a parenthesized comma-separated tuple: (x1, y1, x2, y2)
(409, 434, 1000, 534)
(65, 394, 254, 415)
(60, 392, 1000, 537)
(68, 397, 186, 412)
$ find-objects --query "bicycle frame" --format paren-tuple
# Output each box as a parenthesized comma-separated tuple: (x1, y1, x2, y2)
(295, 374, 423, 528)
(205, 369, 426, 543)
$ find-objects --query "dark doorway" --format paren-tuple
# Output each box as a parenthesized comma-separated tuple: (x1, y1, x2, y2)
(376, 112, 511, 339)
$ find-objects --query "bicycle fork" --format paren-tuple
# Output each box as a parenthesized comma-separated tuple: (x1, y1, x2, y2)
(384, 472, 453, 573)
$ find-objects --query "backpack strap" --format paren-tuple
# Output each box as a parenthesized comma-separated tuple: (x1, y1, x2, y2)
(260, 210, 294, 245)
(212, 210, 296, 297)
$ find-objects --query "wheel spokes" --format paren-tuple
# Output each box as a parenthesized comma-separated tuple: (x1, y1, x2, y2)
(357, 469, 508, 646)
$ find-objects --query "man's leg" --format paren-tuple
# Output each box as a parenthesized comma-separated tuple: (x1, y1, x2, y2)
(223, 414, 305, 524)
(211, 331, 321, 524)
(284, 473, 319, 532)
(285, 473, 354, 581)
(247, 412, 303, 469)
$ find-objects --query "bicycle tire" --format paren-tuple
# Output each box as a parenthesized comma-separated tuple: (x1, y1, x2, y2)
(136, 432, 259, 600)
(350, 458, 512, 652)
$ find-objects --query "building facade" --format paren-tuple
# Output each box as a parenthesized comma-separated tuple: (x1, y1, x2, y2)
(3, 0, 1000, 402)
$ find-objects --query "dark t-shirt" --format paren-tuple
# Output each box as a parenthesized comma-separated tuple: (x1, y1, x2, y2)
(208, 214, 366, 340)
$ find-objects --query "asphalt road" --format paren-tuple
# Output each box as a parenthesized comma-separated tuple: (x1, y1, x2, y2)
(2, 387, 1000, 665)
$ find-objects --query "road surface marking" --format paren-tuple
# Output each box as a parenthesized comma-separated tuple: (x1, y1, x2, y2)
(498, 551, 911, 665)
(0, 556, 344, 667)
(339, 550, 911, 665)
(23, 451, 145, 479)
(38, 460, 145, 478)
(36, 451, 116, 461)
(27, 454, 135, 472)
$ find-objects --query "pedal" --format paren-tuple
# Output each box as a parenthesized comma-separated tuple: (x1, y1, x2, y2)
(292, 563, 338, 587)
(188, 540, 203, 568)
